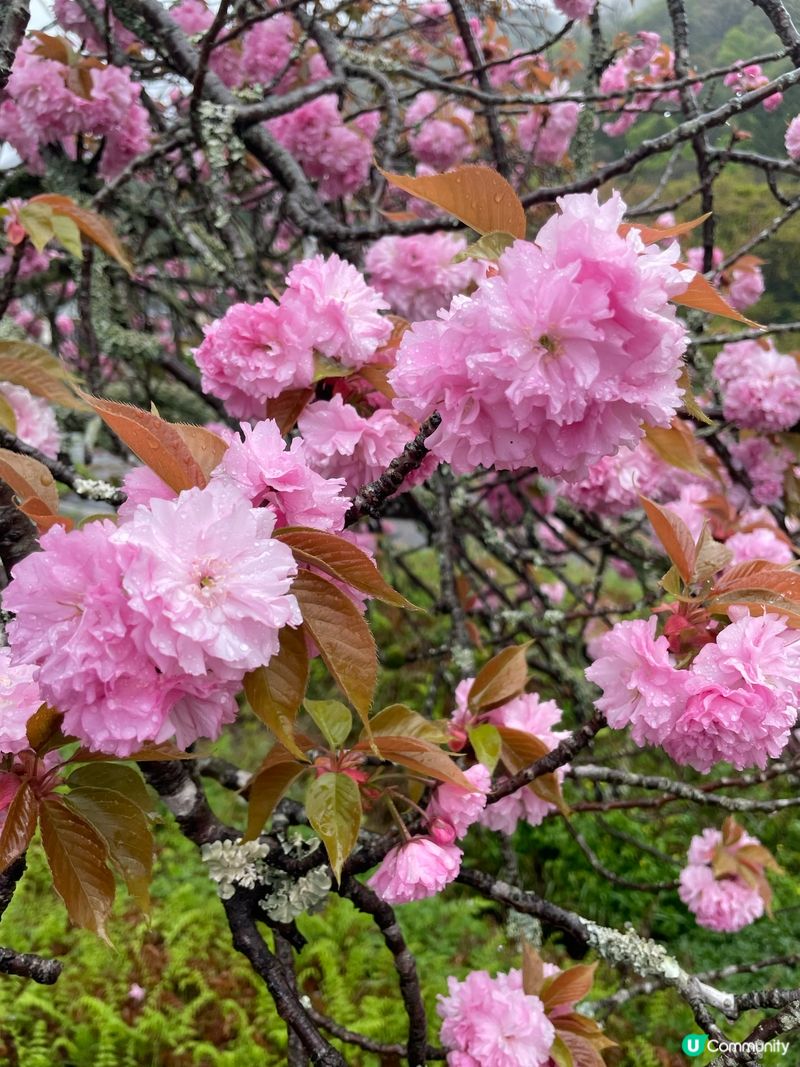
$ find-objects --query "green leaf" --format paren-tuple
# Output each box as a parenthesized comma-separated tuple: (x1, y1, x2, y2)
(468, 643, 530, 712)
(305, 772, 362, 882)
(366, 704, 450, 744)
(304, 699, 353, 749)
(0, 393, 17, 434)
(452, 230, 515, 263)
(0, 782, 38, 873)
(17, 203, 55, 251)
(39, 796, 116, 942)
(244, 625, 310, 761)
(51, 213, 83, 260)
(468, 723, 502, 773)
(313, 353, 352, 382)
(67, 763, 154, 814)
(65, 787, 154, 911)
(549, 1035, 574, 1067)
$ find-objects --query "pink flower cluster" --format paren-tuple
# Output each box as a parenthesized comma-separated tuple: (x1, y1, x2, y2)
(586, 610, 800, 772)
(599, 33, 679, 137)
(685, 248, 764, 311)
(559, 441, 677, 518)
(0, 382, 60, 457)
(786, 115, 800, 160)
(446, 678, 567, 834)
(368, 836, 463, 905)
(5, 481, 301, 755)
(390, 191, 691, 480)
(714, 339, 800, 432)
(121, 420, 350, 532)
(269, 95, 375, 201)
(368, 759, 491, 906)
(0, 42, 150, 179)
(213, 420, 350, 530)
(405, 92, 475, 171)
(724, 64, 782, 112)
(437, 968, 556, 1067)
(679, 827, 766, 932)
(0, 648, 43, 755)
(364, 233, 484, 322)
(481, 693, 568, 834)
(729, 436, 794, 506)
(518, 85, 581, 167)
(194, 254, 390, 418)
(298, 395, 429, 496)
(554, 0, 596, 18)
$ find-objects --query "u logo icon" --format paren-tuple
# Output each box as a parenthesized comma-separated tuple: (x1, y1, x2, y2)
(682, 1034, 708, 1057)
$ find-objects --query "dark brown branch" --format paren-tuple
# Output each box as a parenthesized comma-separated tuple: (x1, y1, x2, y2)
(224, 893, 346, 1067)
(340, 876, 429, 1067)
(487, 710, 606, 802)
(0, 428, 126, 506)
(345, 412, 441, 525)
(449, 0, 510, 179)
(0, 0, 29, 94)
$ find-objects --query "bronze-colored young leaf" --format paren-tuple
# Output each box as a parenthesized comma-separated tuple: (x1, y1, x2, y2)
(68, 762, 155, 814)
(305, 771, 362, 882)
(39, 796, 116, 941)
(266, 388, 315, 434)
(619, 211, 710, 245)
(0, 356, 86, 409)
(0, 782, 38, 873)
(678, 364, 713, 425)
(366, 704, 450, 744)
(379, 165, 526, 239)
(522, 942, 545, 996)
(468, 643, 530, 712)
(292, 571, 377, 726)
(79, 393, 206, 493)
(65, 787, 154, 911)
(692, 525, 732, 585)
(276, 527, 417, 610)
(26, 703, 66, 754)
(672, 271, 759, 327)
(467, 723, 502, 772)
(244, 625, 310, 760)
(640, 496, 696, 584)
(174, 424, 229, 482)
(29, 194, 133, 273)
(530, 772, 571, 818)
(357, 734, 472, 788)
(244, 746, 307, 841)
(540, 963, 597, 1013)
(643, 419, 717, 481)
(556, 1031, 607, 1067)
(496, 724, 550, 770)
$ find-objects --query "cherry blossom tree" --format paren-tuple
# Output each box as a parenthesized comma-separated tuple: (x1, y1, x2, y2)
(3, 1, 800, 1065)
